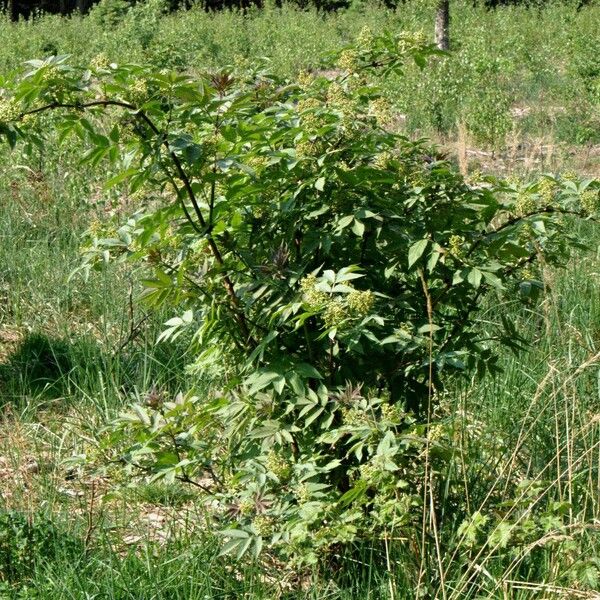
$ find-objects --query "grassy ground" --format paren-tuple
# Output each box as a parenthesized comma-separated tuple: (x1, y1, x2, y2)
(1, 1, 600, 598)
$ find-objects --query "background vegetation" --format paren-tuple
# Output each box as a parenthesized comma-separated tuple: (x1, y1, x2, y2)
(0, 0, 599, 157)
(0, 1, 599, 599)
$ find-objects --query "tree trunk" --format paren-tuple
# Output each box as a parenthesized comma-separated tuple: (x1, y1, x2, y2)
(435, 0, 450, 51)
(7, 0, 19, 21)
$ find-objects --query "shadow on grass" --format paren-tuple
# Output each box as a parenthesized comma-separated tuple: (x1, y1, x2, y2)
(0, 328, 194, 410)
(0, 332, 100, 404)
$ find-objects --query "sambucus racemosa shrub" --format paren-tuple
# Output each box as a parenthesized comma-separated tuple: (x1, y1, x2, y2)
(0, 29, 598, 564)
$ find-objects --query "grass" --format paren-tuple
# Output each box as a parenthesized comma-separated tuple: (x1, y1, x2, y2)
(1, 1, 600, 598)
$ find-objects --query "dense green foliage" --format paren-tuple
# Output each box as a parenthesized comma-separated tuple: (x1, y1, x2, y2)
(1, 2, 600, 599)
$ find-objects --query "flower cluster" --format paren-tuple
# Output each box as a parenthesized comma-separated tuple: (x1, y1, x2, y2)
(295, 138, 323, 159)
(326, 82, 356, 119)
(514, 192, 537, 217)
(300, 274, 327, 309)
(0, 98, 21, 125)
(297, 97, 324, 131)
(356, 26, 374, 51)
(301, 274, 375, 330)
(448, 234, 466, 259)
(40, 65, 61, 85)
(294, 484, 311, 505)
(247, 154, 269, 172)
(372, 151, 393, 170)
(538, 178, 558, 204)
(368, 97, 393, 128)
(561, 170, 578, 183)
(342, 406, 369, 427)
(347, 289, 375, 317)
(127, 78, 149, 106)
(381, 402, 403, 422)
(297, 70, 315, 91)
(252, 515, 275, 537)
(359, 462, 378, 484)
(238, 498, 255, 516)
(265, 450, 292, 481)
(397, 30, 428, 54)
(90, 53, 111, 72)
(521, 266, 536, 281)
(336, 49, 359, 74)
(580, 189, 600, 215)
(323, 299, 346, 329)
(465, 169, 484, 186)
